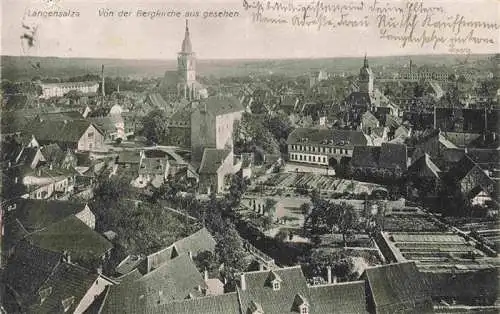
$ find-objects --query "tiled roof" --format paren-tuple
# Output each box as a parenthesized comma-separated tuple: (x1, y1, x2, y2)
(138, 157, 168, 175)
(101, 254, 206, 313)
(352, 146, 381, 168)
(29, 262, 99, 313)
(3, 199, 86, 232)
(40, 144, 66, 165)
(199, 149, 231, 174)
(145, 93, 169, 110)
(361, 111, 380, 129)
(116, 151, 141, 164)
(238, 266, 310, 314)
(408, 154, 441, 178)
(352, 143, 407, 170)
(174, 227, 216, 257)
(363, 261, 433, 313)
(88, 116, 116, 133)
(308, 281, 367, 313)
(379, 143, 408, 170)
(36, 111, 84, 122)
(153, 292, 241, 314)
(3, 241, 63, 307)
(145, 227, 216, 273)
(287, 128, 368, 147)
(197, 96, 244, 116)
(25, 119, 100, 145)
(26, 216, 112, 262)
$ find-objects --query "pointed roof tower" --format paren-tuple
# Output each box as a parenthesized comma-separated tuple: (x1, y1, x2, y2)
(181, 19, 193, 53)
(363, 53, 369, 68)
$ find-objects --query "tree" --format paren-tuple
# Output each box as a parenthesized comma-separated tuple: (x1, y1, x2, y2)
(215, 226, 248, 284)
(193, 250, 218, 274)
(140, 109, 169, 144)
(304, 195, 361, 247)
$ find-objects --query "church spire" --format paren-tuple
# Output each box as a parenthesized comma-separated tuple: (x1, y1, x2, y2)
(181, 19, 192, 53)
(363, 53, 369, 68)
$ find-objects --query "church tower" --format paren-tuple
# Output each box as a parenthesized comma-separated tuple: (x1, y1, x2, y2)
(359, 54, 374, 94)
(177, 20, 196, 98)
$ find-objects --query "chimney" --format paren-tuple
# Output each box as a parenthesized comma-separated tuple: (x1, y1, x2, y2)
(97, 266, 103, 274)
(188, 251, 193, 260)
(101, 64, 105, 97)
(49, 163, 53, 170)
(204, 269, 209, 281)
(327, 266, 332, 284)
(240, 273, 246, 291)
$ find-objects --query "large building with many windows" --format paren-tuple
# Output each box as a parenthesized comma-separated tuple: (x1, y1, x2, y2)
(287, 128, 371, 168)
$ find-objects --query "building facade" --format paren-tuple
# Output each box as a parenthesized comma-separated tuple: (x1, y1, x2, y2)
(39, 82, 99, 99)
(287, 128, 371, 168)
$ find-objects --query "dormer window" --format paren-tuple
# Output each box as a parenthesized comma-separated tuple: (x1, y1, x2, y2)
(61, 296, 75, 312)
(39, 286, 52, 304)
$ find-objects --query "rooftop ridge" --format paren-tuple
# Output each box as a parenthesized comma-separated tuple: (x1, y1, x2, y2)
(238, 265, 302, 276)
(307, 280, 365, 288)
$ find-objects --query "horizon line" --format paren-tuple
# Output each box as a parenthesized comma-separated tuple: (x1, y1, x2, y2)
(1, 52, 496, 63)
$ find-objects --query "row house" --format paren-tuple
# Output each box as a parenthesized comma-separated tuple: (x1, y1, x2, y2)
(38, 81, 99, 99)
(287, 127, 371, 168)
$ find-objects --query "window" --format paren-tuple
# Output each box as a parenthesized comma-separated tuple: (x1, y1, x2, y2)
(323, 157, 326, 163)
(299, 155, 303, 161)
(88, 132, 94, 138)
(312, 156, 316, 162)
(300, 305, 309, 314)
(272, 282, 280, 291)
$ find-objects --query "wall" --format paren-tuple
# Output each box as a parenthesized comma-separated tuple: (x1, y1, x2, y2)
(77, 124, 104, 152)
(191, 110, 216, 162)
(73, 276, 114, 314)
(75, 205, 96, 230)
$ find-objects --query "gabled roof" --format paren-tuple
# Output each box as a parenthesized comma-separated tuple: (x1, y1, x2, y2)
(153, 292, 241, 314)
(352, 143, 407, 170)
(3, 199, 86, 233)
(29, 262, 99, 313)
(363, 261, 432, 312)
(287, 128, 368, 147)
(3, 241, 63, 307)
(408, 154, 441, 178)
(26, 215, 112, 262)
(352, 146, 381, 168)
(197, 96, 244, 116)
(361, 111, 380, 129)
(40, 144, 66, 165)
(379, 143, 407, 170)
(116, 151, 141, 164)
(238, 266, 310, 314)
(101, 254, 206, 313)
(308, 281, 367, 314)
(145, 93, 169, 110)
(199, 149, 231, 174)
(25, 120, 101, 146)
(145, 227, 216, 273)
(174, 227, 216, 257)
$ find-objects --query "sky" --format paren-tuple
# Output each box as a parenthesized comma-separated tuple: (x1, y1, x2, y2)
(1, 0, 499, 60)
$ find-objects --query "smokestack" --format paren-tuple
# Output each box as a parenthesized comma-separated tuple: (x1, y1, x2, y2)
(240, 273, 246, 291)
(327, 266, 332, 284)
(204, 269, 209, 281)
(101, 64, 105, 97)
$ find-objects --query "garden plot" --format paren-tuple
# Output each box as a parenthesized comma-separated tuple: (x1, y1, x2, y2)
(383, 214, 446, 232)
(261, 173, 386, 195)
(391, 233, 466, 244)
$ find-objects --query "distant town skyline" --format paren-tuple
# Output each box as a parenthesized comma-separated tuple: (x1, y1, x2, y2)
(2, 0, 499, 60)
